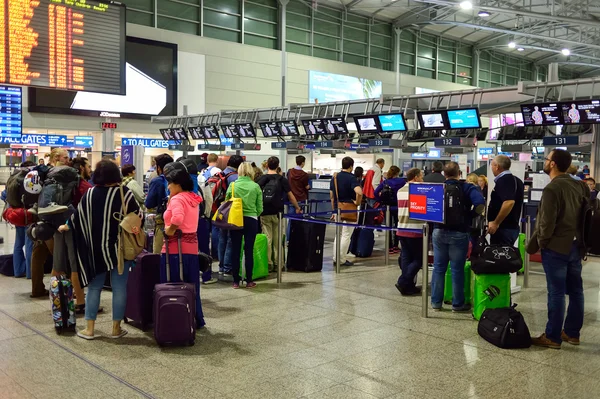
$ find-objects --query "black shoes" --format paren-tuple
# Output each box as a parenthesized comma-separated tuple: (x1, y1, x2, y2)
(395, 283, 422, 296)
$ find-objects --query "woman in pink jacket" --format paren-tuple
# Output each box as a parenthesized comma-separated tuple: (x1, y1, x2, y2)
(160, 162, 205, 328)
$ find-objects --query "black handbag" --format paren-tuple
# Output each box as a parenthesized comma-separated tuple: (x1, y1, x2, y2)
(471, 234, 522, 274)
(478, 305, 531, 349)
(198, 251, 212, 273)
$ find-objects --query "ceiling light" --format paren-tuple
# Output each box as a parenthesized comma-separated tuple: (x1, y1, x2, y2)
(508, 42, 516, 48)
(478, 11, 490, 17)
(561, 48, 571, 56)
(517, 47, 525, 51)
(459, 1, 473, 10)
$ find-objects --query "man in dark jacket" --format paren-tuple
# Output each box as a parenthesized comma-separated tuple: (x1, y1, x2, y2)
(529, 149, 589, 349)
(431, 162, 485, 312)
(145, 153, 174, 253)
(423, 161, 445, 183)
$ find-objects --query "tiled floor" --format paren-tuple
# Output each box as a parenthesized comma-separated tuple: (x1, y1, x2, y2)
(1, 223, 600, 399)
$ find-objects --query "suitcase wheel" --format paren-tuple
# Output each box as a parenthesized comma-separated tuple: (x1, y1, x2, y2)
(124, 317, 129, 324)
(189, 340, 195, 346)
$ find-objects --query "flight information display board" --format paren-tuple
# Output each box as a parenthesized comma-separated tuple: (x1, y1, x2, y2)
(521, 103, 562, 126)
(447, 108, 481, 129)
(378, 113, 407, 132)
(561, 100, 600, 124)
(0, 85, 22, 138)
(0, 0, 125, 94)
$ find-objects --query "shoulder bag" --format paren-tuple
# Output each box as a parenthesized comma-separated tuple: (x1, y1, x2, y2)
(116, 185, 145, 273)
(212, 182, 244, 230)
(334, 173, 358, 222)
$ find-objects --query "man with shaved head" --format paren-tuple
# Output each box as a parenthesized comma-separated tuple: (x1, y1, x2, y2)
(488, 155, 524, 246)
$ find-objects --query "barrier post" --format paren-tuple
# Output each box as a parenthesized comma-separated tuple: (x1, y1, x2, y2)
(335, 208, 341, 274)
(524, 215, 531, 288)
(384, 205, 391, 265)
(421, 223, 429, 318)
(277, 212, 283, 284)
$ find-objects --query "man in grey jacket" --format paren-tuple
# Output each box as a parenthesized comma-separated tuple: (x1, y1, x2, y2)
(528, 149, 590, 349)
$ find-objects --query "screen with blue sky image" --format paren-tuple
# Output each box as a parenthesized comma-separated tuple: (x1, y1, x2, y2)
(378, 113, 407, 132)
(309, 71, 382, 103)
(447, 108, 481, 129)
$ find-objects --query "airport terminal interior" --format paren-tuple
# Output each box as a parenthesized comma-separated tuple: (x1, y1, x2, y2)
(2, 0, 600, 397)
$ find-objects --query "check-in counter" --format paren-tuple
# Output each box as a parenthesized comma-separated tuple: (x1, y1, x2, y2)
(307, 178, 332, 219)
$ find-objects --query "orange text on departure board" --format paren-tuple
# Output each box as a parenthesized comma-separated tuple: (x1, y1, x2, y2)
(8, 0, 41, 85)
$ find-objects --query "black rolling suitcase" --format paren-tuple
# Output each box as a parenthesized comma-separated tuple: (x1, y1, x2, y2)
(286, 218, 325, 272)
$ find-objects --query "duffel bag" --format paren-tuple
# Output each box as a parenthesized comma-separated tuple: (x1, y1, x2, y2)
(478, 305, 531, 349)
(471, 235, 521, 274)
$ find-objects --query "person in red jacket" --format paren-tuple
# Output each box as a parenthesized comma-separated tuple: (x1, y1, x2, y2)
(363, 158, 385, 208)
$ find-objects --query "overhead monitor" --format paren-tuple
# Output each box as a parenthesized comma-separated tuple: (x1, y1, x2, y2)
(188, 126, 203, 140)
(2, 0, 126, 94)
(447, 108, 481, 129)
(276, 120, 300, 136)
(0, 86, 22, 138)
(202, 126, 220, 139)
(236, 123, 256, 138)
(417, 111, 448, 130)
(521, 103, 562, 126)
(561, 100, 600, 125)
(301, 119, 326, 136)
(322, 117, 349, 134)
(260, 122, 279, 138)
(221, 124, 237, 138)
(353, 115, 380, 134)
(170, 127, 188, 140)
(28, 37, 177, 120)
(159, 128, 173, 140)
(377, 113, 407, 132)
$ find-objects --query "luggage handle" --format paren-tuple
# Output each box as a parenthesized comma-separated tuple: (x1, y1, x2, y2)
(164, 229, 184, 282)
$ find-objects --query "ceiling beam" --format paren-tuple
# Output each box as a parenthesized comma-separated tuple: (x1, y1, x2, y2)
(345, 0, 364, 9)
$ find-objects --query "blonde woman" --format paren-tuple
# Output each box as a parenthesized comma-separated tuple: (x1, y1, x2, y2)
(466, 173, 479, 185)
(225, 162, 263, 289)
(478, 175, 488, 200)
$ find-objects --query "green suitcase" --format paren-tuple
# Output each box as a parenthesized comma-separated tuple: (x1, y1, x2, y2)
(443, 261, 472, 305)
(240, 234, 269, 280)
(472, 273, 511, 320)
(518, 233, 526, 273)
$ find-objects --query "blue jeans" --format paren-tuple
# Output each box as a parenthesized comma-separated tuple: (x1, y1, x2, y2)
(13, 226, 33, 278)
(218, 228, 232, 274)
(210, 222, 219, 259)
(85, 267, 130, 321)
(230, 217, 259, 284)
(490, 228, 520, 246)
(541, 244, 584, 343)
(397, 236, 423, 290)
(431, 229, 470, 308)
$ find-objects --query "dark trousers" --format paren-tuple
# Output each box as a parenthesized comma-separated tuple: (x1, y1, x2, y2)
(397, 236, 423, 290)
(197, 217, 212, 282)
(389, 212, 399, 248)
(541, 244, 584, 343)
(230, 217, 259, 284)
(490, 228, 520, 246)
(31, 239, 53, 296)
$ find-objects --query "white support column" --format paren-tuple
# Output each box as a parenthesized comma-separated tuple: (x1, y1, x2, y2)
(102, 118, 115, 155)
(279, 0, 289, 107)
(394, 27, 401, 94)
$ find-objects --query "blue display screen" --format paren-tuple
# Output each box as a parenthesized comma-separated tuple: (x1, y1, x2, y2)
(0, 86, 22, 138)
(377, 113, 407, 132)
(447, 108, 481, 129)
(408, 183, 445, 224)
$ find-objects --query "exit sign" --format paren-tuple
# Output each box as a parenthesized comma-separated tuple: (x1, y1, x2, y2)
(101, 122, 118, 129)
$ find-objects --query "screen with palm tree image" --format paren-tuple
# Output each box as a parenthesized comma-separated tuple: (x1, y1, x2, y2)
(309, 71, 382, 103)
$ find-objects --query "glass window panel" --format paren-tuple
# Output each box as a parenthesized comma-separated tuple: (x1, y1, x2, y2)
(286, 28, 310, 44)
(417, 57, 433, 70)
(371, 33, 392, 49)
(344, 40, 367, 56)
(506, 76, 518, 85)
(245, 19, 276, 37)
(400, 65, 414, 75)
(126, 0, 153, 12)
(370, 46, 391, 61)
(457, 54, 471, 65)
(343, 53, 367, 67)
(245, 3, 277, 21)
(371, 22, 391, 36)
(491, 82, 503, 88)
(439, 50, 454, 63)
(417, 68, 434, 79)
(245, 34, 277, 49)
(314, 47, 339, 61)
(315, 6, 341, 19)
(457, 66, 472, 76)
(400, 30, 414, 41)
(344, 26, 368, 42)
(438, 61, 454, 73)
(286, 14, 311, 30)
(314, 33, 339, 50)
(491, 63, 503, 73)
(346, 13, 367, 24)
(522, 70, 532, 80)
(158, 16, 199, 35)
(491, 72, 503, 83)
(247, 0, 277, 7)
(204, 0, 239, 14)
(126, 10, 153, 26)
(506, 66, 518, 77)
(204, 9, 239, 30)
(400, 53, 414, 65)
(457, 46, 471, 55)
(417, 46, 434, 59)
(314, 20, 341, 36)
(286, 42, 310, 55)
(204, 25, 240, 42)
(480, 70, 490, 80)
(438, 73, 453, 82)
(480, 52, 490, 61)
(370, 59, 390, 71)
(287, 1, 309, 15)
(159, 1, 199, 21)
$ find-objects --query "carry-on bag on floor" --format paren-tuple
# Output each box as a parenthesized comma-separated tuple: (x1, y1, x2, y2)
(50, 276, 76, 334)
(0, 254, 13, 276)
(478, 305, 531, 349)
(443, 261, 472, 305)
(240, 233, 269, 280)
(472, 273, 511, 320)
(349, 228, 374, 258)
(154, 232, 196, 346)
(286, 218, 325, 272)
(125, 251, 161, 331)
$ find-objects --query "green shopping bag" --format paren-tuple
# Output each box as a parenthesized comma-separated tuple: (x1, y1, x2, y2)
(472, 273, 511, 320)
(518, 233, 526, 273)
(443, 261, 472, 305)
(240, 233, 269, 280)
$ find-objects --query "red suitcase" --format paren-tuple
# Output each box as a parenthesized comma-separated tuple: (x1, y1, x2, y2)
(153, 232, 196, 346)
(124, 251, 161, 331)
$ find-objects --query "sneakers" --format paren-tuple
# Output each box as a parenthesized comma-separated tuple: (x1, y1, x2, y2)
(401, 286, 422, 297)
(202, 278, 218, 285)
(389, 247, 400, 255)
(561, 331, 580, 345)
(334, 260, 354, 267)
(246, 282, 257, 289)
(531, 333, 561, 349)
(232, 282, 240, 289)
(37, 202, 68, 216)
(452, 304, 472, 313)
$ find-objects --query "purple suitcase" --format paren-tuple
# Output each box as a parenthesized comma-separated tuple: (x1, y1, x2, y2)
(124, 251, 161, 331)
(153, 232, 196, 346)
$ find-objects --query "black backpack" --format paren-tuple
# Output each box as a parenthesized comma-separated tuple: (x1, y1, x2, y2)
(6, 167, 40, 209)
(581, 195, 600, 255)
(379, 183, 396, 206)
(262, 175, 284, 209)
(478, 305, 531, 349)
(444, 181, 467, 228)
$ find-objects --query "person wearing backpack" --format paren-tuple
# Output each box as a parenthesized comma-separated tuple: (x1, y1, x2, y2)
(145, 153, 174, 254)
(528, 149, 589, 349)
(431, 162, 485, 312)
(202, 153, 222, 181)
(257, 157, 302, 273)
(374, 165, 406, 254)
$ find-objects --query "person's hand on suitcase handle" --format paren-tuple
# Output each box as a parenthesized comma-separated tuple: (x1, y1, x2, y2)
(164, 225, 182, 238)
